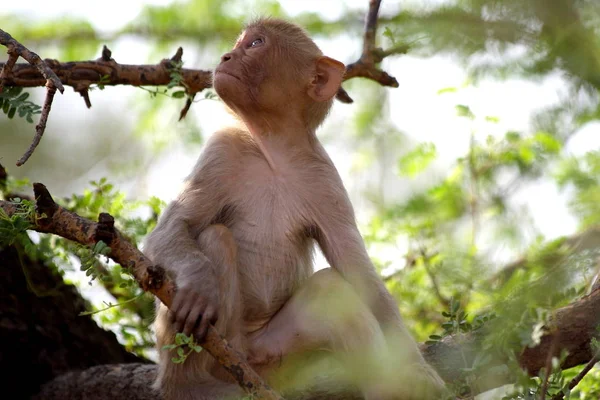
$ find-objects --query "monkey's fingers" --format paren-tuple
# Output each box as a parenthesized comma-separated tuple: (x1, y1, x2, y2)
(196, 305, 217, 341)
(172, 292, 194, 333)
(184, 302, 206, 336)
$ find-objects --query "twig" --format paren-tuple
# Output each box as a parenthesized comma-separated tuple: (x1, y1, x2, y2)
(551, 354, 599, 400)
(0, 29, 64, 94)
(0, 185, 282, 400)
(539, 335, 559, 400)
(0, 29, 65, 166)
(337, 0, 401, 102)
(0, 52, 18, 93)
(16, 83, 57, 166)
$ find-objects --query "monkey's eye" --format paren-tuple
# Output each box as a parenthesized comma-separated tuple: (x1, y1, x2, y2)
(250, 38, 264, 48)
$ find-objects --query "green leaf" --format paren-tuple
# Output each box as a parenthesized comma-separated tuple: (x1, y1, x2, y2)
(171, 91, 186, 99)
(533, 132, 561, 153)
(15, 92, 29, 102)
(437, 87, 457, 95)
(455, 104, 474, 119)
(398, 143, 437, 177)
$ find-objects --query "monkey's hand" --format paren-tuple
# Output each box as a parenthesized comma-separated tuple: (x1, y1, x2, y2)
(170, 264, 220, 341)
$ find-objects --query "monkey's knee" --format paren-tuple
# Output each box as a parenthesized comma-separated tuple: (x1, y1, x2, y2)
(197, 224, 237, 266)
(197, 224, 235, 249)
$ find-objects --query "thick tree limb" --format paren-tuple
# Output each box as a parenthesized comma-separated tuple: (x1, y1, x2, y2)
(421, 286, 600, 395)
(0, 52, 212, 97)
(0, 184, 282, 400)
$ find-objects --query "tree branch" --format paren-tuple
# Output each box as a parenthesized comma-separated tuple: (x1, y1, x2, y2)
(336, 0, 405, 103)
(0, 186, 282, 400)
(0, 29, 65, 166)
(421, 286, 600, 395)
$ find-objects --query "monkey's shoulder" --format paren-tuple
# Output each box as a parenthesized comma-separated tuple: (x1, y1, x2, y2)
(205, 127, 257, 157)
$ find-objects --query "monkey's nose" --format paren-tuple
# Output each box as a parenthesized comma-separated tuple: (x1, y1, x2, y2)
(221, 53, 232, 63)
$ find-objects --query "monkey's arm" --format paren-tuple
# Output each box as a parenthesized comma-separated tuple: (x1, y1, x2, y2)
(316, 210, 401, 326)
(145, 191, 225, 337)
(316, 210, 430, 361)
(145, 134, 236, 338)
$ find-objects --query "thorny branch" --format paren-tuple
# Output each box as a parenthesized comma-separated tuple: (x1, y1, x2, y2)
(0, 0, 412, 122)
(0, 183, 282, 400)
(336, 0, 407, 103)
(551, 354, 600, 400)
(0, 29, 65, 167)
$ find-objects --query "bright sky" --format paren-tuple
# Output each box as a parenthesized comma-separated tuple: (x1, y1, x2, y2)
(3, 0, 598, 293)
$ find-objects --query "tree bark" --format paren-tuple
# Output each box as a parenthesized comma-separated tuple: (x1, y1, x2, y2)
(0, 245, 146, 399)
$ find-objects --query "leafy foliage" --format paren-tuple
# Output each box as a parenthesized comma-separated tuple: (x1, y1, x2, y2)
(162, 332, 203, 364)
(0, 87, 41, 123)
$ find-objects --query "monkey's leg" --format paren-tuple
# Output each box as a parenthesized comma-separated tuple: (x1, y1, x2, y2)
(247, 268, 443, 400)
(245, 268, 389, 396)
(154, 224, 244, 400)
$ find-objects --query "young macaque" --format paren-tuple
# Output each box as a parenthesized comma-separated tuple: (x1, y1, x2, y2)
(145, 18, 446, 400)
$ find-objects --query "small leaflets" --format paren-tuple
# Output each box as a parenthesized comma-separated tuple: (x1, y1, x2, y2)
(163, 332, 203, 364)
(0, 87, 42, 123)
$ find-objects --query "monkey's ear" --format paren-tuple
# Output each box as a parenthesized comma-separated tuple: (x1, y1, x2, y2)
(308, 56, 346, 102)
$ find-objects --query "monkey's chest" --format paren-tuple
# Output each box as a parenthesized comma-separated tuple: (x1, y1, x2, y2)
(229, 178, 315, 319)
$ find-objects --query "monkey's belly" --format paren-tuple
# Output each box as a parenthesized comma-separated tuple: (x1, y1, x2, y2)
(234, 245, 313, 333)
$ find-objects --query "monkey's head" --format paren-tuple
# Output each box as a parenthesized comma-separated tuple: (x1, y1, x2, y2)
(214, 18, 346, 131)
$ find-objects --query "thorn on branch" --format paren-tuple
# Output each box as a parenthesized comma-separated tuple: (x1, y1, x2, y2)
(336, 86, 354, 103)
(79, 88, 92, 108)
(95, 212, 116, 245)
(179, 94, 194, 121)
(171, 47, 183, 63)
(101, 45, 112, 62)
(33, 182, 57, 219)
(16, 82, 58, 166)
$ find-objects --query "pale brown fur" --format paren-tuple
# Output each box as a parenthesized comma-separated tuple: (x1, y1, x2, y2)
(145, 18, 446, 400)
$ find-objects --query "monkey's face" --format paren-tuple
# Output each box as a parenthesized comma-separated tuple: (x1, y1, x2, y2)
(214, 28, 306, 117)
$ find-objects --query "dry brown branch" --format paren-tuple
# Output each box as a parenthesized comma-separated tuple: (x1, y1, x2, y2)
(336, 0, 406, 103)
(0, 29, 64, 93)
(0, 185, 282, 400)
(16, 83, 57, 166)
(0, 29, 66, 167)
(0, 52, 212, 95)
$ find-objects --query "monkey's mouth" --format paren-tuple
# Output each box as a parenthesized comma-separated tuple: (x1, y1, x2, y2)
(215, 70, 241, 81)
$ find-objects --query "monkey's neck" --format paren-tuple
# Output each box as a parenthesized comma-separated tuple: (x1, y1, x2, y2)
(240, 117, 315, 173)
(253, 134, 278, 172)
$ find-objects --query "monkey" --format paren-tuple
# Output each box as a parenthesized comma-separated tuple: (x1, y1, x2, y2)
(144, 17, 447, 400)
